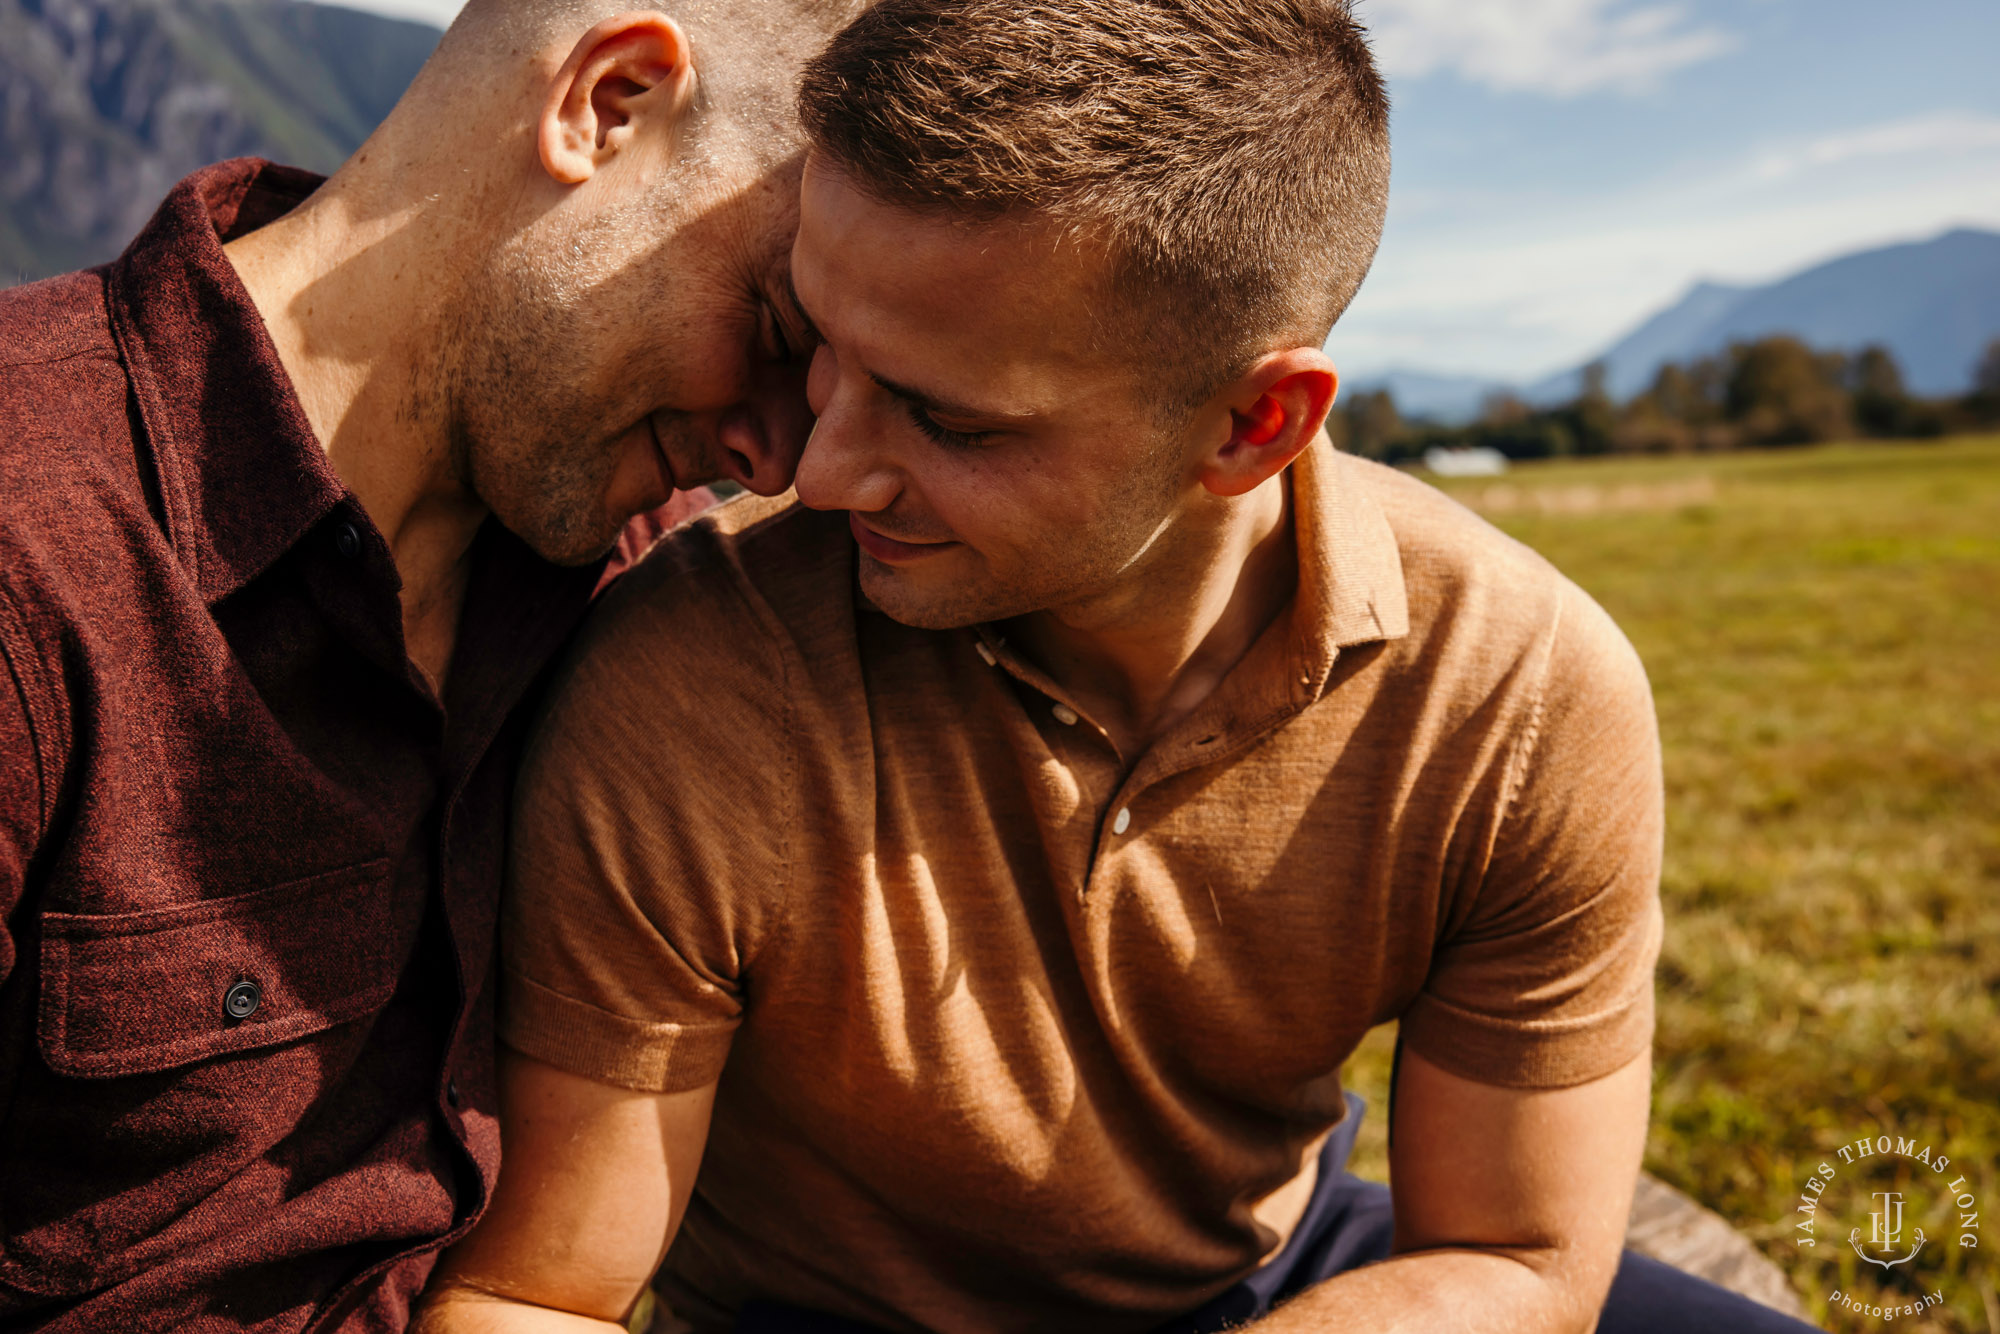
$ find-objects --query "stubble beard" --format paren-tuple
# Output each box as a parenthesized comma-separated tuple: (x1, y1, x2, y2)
(442, 263, 641, 568)
(864, 433, 1190, 632)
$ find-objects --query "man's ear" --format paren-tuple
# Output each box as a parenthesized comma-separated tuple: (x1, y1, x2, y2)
(537, 12, 696, 186)
(1197, 348, 1340, 498)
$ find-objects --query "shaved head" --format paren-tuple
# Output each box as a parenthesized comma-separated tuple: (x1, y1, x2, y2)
(271, 0, 871, 563)
(434, 0, 863, 165)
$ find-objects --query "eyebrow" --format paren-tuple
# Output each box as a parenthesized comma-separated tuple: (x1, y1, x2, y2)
(868, 372, 1033, 424)
(787, 268, 1037, 424)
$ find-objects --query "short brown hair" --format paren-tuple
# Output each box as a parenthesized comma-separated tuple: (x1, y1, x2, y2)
(798, 0, 1391, 402)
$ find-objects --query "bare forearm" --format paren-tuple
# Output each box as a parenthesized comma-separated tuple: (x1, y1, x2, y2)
(1242, 1247, 1595, 1334)
(411, 1289, 630, 1334)
(412, 1063, 717, 1334)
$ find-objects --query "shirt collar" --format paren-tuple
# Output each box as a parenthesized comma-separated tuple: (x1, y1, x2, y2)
(105, 157, 344, 605)
(967, 434, 1409, 751)
(1287, 433, 1411, 701)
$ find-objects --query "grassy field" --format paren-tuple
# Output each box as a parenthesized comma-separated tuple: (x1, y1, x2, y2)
(1337, 435, 2000, 1333)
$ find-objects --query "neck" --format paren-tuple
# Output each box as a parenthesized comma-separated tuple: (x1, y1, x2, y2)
(225, 149, 490, 685)
(1009, 478, 1296, 758)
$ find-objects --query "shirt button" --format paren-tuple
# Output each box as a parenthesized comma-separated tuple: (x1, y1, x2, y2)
(445, 1080, 461, 1108)
(1112, 806, 1131, 835)
(334, 520, 363, 560)
(1052, 704, 1079, 726)
(222, 979, 261, 1021)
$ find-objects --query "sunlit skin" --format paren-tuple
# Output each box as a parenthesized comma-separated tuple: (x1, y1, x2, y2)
(466, 15, 819, 547)
(226, 12, 820, 685)
(412, 157, 1654, 1334)
(790, 159, 1339, 754)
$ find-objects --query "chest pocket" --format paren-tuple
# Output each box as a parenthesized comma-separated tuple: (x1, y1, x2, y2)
(36, 860, 396, 1078)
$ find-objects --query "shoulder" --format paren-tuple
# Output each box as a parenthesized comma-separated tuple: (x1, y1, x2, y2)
(1337, 453, 1567, 622)
(605, 489, 856, 631)
(0, 268, 158, 605)
(0, 270, 127, 446)
(558, 493, 852, 696)
(527, 494, 859, 784)
(0, 275, 138, 733)
(0, 269, 119, 371)
(1335, 451, 1644, 690)
(512, 496, 857, 939)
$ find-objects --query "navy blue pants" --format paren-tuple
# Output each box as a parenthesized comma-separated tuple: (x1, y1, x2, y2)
(737, 1099, 1819, 1334)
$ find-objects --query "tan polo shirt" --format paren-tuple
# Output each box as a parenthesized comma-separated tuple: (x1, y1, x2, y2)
(501, 441, 1663, 1334)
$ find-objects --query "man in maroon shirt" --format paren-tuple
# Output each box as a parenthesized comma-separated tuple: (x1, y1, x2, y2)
(0, 0, 852, 1328)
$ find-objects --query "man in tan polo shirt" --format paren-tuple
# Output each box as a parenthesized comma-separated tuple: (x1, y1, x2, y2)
(416, 1, 1819, 1332)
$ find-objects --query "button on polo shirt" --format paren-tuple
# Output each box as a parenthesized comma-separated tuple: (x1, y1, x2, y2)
(503, 440, 1664, 1334)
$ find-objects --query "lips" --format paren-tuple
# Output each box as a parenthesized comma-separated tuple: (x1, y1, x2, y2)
(848, 511, 956, 564)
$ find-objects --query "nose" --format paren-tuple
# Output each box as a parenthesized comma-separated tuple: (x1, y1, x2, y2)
(794, 345, 900, 514)
(717, 354, 815, 497)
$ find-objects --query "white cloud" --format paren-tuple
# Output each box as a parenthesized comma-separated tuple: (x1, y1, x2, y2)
(339, 0, 1737, 90)
(326, 0, 463, 27)
(1331, 122, 2000, 381)
(1362, 0, 1736, 97)
(1754, 112, 2000, 181)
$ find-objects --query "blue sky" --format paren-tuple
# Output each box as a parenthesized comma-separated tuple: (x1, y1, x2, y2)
(1344, 0, 2000, 381)
(339, 0, 2000, 384)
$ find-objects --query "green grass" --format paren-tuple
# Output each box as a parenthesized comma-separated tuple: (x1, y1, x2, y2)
(1339, 436, 2000, 1333)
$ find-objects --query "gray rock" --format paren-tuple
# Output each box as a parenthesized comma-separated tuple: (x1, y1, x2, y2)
(1627, 1172, 1816, 1323)
(0, 0, 439, 284)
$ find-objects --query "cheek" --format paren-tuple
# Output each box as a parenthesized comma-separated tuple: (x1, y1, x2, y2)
(679, 318, 762, 409)
(919, 444, 1108, 557)
(603, 307, 759, 414)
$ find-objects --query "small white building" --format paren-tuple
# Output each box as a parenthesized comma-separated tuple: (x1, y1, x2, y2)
(1422, 445, 1510, 477)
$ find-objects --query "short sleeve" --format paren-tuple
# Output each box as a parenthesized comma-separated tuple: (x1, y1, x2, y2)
(500, 534, 794, 1094)
(1400, 582, 1664, 1089)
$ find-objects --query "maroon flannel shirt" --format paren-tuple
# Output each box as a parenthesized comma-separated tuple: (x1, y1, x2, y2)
(0, 160, 610, 1330)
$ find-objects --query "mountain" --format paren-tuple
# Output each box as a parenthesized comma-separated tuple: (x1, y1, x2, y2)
(1, 0, 440, 284)
(1528, 228, 2000, 402)
(1527, 280, 1752, 404)
(1343, 368, 1512, 426)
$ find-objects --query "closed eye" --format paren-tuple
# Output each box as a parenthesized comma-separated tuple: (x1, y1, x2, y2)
(760, 300, 816, 365)
(898, 397, 991, 449)
(777, 272, 823, 363)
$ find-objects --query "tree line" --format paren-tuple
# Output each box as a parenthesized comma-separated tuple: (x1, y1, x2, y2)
(1330, 336, 2000, 465)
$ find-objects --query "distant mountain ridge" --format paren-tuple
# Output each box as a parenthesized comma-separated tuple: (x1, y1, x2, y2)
(1529, 228, 2000, 402)
(11, 4, 1999, 409)
(1342, 368, 1510, 426)
(1, 0, 439, 284)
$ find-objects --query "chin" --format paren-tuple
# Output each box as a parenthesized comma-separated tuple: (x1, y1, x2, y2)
(549, 532, 625, 568)
(502, 500, 624, 568)
(858, 562, 1016, 631)
(473, 441, 630, 568)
